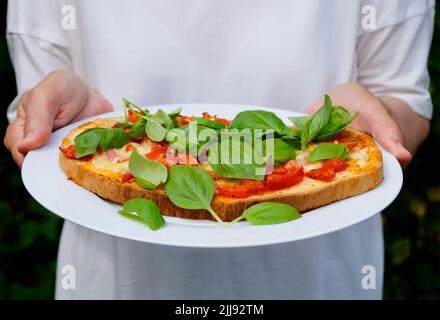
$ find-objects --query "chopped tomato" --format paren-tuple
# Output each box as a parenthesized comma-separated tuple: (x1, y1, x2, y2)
(59, 145, 94, 161)
(128, 110, 141, 123)
(124, 143, 135, 152)
(216, 180, 266, 198)
(265, 166, 304, 191)
(145, 145, 198, 168)
(145, 146, 169, 160)
(326, 158, 349, 172)
(121, 172, 134, 182)
(305, 166, 335, 181)
(176, 115, 194, 126)
(111, 123, 120, 128)
(305, 158, 349, 181)
(202, 112, 231, 125)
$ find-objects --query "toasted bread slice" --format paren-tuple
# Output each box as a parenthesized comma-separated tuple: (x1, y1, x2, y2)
(59, 118, 383, 221)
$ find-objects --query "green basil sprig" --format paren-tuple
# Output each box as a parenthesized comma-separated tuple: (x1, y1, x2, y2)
(127, 118, 147, 139)
(299, 95, 333, 149)
(314, 107, 358, 141)
(231, 202, 301, 225)
(164, 165, 225, 224)
(128, 151, 168, 189)
(289, 95, 357, 149)
(74, 128, 128, 158)
(230, 110, 291, 136)
(119, 199, 165, 231)
(308, 143, 350, 162)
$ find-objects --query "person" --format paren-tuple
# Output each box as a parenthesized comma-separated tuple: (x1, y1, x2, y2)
(4, 0, 434, 299)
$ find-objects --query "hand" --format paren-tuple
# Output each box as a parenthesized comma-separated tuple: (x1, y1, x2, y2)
(306, 83, 430, 165)
(4, 69, 113, 167)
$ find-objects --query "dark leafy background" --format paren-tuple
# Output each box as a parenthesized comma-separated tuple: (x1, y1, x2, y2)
(0, 3, 439, 300)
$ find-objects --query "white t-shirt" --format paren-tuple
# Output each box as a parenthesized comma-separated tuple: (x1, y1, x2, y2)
(7, 0, 434, 299)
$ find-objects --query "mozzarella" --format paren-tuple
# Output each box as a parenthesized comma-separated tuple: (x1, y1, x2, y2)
(92, 141, 152, 173)
(349, 148, 369, 167)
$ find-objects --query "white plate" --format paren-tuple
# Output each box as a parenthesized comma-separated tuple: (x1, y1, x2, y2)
(22, 103, 403, 248)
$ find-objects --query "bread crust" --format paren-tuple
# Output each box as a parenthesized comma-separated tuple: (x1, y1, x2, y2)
(59, 120, 383, 221)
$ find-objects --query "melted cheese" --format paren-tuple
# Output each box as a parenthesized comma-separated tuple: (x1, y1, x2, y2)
(349, 148, 369, 167)
(92, 141, 152, 173)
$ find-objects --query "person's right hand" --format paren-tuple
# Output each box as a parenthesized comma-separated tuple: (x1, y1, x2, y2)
(4, 69, 113, 167)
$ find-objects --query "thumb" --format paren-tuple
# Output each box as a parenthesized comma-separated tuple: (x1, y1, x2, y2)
(370, 115, 412, 165)
(17, 89, 58, 155)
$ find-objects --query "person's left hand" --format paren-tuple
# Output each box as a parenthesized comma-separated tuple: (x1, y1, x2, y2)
(305, 83, 429, 166)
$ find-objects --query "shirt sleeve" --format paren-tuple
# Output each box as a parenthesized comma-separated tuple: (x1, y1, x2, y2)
(356, 1, 435, 119)
(6, 0, 71, 122)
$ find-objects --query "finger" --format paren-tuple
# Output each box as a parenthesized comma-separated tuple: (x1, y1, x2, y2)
(369, 114, 412, 165)
(17, 87, 60, 154)
(4, 118, 26, 167)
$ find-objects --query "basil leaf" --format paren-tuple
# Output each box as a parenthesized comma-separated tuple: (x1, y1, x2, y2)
(315, 107, 358, 141)
(166, 124, 218, 157)
(301, 95, 333, 149)
(308, 143, 350, 162)
(127, 118, 147, 139)
(100, 128, 128, 150)
(168, 107, 182, 119)
(119, 199, 165, 231)
(209, 136, 266, 180)
(74, 128, 128, 158)
(128, 151, 168, 189)
(153, 109, 174, 129)
(240, 202, 301, 225)
(145, 119, 168, 142)
(230, 110, 289, 136)
(123, 98, 149, 116)
(165, 165, 225, 224)
(190, 117, 227, 130)
(288, 115, 310, 131)
(168, 107, 182, 126)
(165, 166, 214, 210)
(258, 138, 296, 166)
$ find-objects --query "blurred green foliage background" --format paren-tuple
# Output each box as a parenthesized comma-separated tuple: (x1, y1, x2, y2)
(0, 3, 439, 300)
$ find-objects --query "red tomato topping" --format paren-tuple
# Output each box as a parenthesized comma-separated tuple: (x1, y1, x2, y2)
(305, 158, 348, 181)
(176, 115, 194, 126)
(326, 158, 349, 172)
(202, 112, 231, 125)
(145, 146, 169, 161)
(305, 166, 335, 181)
(265, 166, 304, 191)
(121, 172, 134, 182)
(145, 145, 198, 169)
(128, 110, 141, 123)
(124, 143, 135, 152)
(216, 180, 266, 198)
(59, 145, 94, 161)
